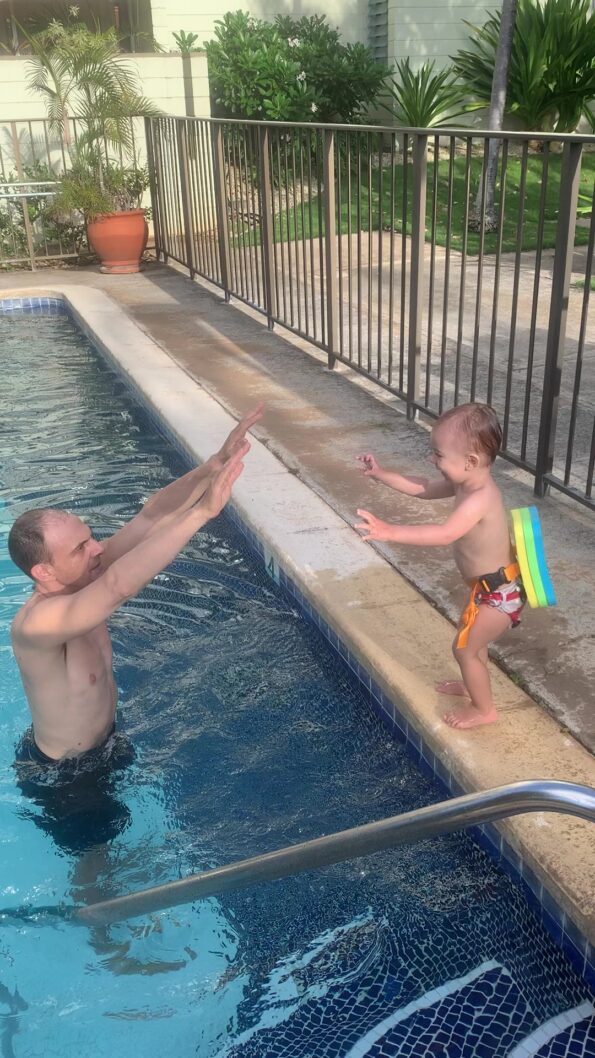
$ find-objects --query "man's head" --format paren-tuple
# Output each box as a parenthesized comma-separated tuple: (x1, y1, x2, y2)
(8, 508, 103, 591)
(431, 403, 502, 484)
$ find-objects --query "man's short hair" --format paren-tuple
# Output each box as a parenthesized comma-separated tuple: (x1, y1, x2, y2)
(437, 403, 503, 465)
(8, 508, 68, 579)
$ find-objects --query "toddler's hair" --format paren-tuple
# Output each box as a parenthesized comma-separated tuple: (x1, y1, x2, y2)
(437, 403, 502, 464)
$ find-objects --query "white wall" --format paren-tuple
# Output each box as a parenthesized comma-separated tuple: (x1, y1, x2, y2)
(0, 52, 211, 124)
(388, 0, 497, 70)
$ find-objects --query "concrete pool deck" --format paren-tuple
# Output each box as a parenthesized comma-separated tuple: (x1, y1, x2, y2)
(1, 271, 594, 959)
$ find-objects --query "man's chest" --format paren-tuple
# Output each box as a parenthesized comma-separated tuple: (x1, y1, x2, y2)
(64, 624, 113, 683)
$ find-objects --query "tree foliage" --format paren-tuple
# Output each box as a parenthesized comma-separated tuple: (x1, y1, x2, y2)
(453, 0, 595, 132)
(205, 11, 388, 123)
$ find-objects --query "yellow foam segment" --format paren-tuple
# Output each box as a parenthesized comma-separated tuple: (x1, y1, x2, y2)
(511, 508, 539, 609)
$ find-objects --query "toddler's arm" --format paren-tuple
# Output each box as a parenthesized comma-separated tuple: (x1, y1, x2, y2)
(355, 490, 487, 546)
(356, 454, 454, 499)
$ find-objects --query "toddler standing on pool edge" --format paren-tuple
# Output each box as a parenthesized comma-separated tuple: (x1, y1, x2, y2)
(355, 403, 525, 730)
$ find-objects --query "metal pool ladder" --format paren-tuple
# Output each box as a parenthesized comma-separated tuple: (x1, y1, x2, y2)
(74, 780, 595, 926)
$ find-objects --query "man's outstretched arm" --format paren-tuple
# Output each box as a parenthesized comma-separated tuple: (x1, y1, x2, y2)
(101, 404, 263, 567)
(18, 447, 247, 648)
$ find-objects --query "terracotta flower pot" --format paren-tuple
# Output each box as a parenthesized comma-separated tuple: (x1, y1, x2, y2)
(87, 208, 148, 274)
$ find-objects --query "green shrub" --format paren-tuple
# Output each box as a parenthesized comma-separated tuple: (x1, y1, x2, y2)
(453, 0, 595, 133)
(205, 11, 388, 123)
(384, 59, 469, 128)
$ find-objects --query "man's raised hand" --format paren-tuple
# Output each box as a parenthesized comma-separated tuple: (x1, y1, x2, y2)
(200, 442, 249, 520)
(217, 403, 264, 464)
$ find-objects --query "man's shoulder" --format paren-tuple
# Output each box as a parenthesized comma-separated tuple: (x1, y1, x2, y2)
(12, 594, 64, 648)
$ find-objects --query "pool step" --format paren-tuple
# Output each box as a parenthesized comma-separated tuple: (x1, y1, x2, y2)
(509, 1001, 595, 1058)
(344, 961, 534, 1057)
(222, 958, 594, 1058)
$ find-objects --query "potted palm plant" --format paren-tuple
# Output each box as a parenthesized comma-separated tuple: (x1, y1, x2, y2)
(49, 151, 150, 272)
(24, 15, 159, 272)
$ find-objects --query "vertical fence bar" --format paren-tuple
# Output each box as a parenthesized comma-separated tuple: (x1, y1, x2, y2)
(407, 133, 428, 419)
(439, 137, 455, 414)
(564, 182, 594, 487)
(212, 123, 232, 301)
(425, 134, 439, 406)
(487, 139, 509, 407)
(176, 120, 195, 277)
(145, 118, 162, 261)
(258, 125, 276, 329)
(10, 122, 36, 270)
(377, 132, 384, 380)
(503, 141, 528, 450)
(535, 141, 583, 496)
(470, 137, 489, 402)
(399, 133, 409, 392)
(323, 128, 339, 369)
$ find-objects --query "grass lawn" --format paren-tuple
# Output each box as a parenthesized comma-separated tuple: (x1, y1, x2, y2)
(271, 151, 595, 256)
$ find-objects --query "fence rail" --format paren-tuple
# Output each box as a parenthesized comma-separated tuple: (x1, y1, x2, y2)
(146, 116, 595, 509)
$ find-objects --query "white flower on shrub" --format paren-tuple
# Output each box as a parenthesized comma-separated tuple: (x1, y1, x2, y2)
(297, 71, 306, 82)
(311, 102, 318, 113)
(288, 37, 300, 47)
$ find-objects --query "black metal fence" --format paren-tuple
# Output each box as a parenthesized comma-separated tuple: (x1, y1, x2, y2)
(161, 117, 593, 508)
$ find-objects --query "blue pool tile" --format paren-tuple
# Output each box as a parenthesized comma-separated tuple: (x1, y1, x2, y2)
(521, 860, 544, 903)
(542, 882, 566, 923)
(356, 661, 371, 690)
(500, 839, 523, 879)
(562, 916, 588, 961)
(407, 723, 422, 753)
(542, 907, 564, 948)
(370, 679, 382, 704)
(560, 932, 590, 982)
(583, 954, 595, 993)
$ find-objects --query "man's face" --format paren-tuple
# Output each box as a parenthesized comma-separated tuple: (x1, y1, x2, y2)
(41, 514, 104, 590)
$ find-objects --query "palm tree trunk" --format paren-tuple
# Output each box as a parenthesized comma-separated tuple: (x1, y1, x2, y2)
(470, 0, 518, 233)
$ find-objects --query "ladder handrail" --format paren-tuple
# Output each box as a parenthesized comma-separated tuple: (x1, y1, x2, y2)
(75, 780, 595, 926)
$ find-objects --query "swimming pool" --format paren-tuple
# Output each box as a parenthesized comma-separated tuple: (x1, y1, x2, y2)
(0, 303, 593, 1057)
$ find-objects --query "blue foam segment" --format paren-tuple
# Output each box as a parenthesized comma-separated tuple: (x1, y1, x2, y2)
(529, 506, 557, 607)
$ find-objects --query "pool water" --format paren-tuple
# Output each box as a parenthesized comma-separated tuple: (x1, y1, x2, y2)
(0, 310, 591, 1058)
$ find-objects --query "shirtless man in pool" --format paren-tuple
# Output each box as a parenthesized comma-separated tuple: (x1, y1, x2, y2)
(9, 405, 262, 763)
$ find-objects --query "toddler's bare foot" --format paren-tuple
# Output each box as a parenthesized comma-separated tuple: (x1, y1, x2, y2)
(435, 680, 468, 697)
(444, 705, 498, 729)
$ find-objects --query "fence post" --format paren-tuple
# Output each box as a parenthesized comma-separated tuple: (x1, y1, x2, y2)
(407, 133, 428, 420)
(212, 123, 232, 302)
(176, 119, 195, 278)
(258, 125, 276, 329)
(323, 128, 339, 369)
(10, 122, 36, 271)
(535, 140, 582, 496)
(144, 117, 163, 262)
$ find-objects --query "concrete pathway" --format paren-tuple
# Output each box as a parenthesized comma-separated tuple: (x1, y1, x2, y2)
(1, 265, 593, 752)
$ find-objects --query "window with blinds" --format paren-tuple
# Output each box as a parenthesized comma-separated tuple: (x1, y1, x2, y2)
(368, 0, 389, 64)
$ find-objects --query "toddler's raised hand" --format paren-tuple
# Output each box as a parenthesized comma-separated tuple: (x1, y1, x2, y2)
(354, 509, 392, 542)
(356, 453, 380, 477)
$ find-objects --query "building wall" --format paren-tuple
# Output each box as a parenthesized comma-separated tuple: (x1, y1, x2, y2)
(0, 52, 211, 124)
(150, 0, 368, 50)
(387, 0, 496, 70)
